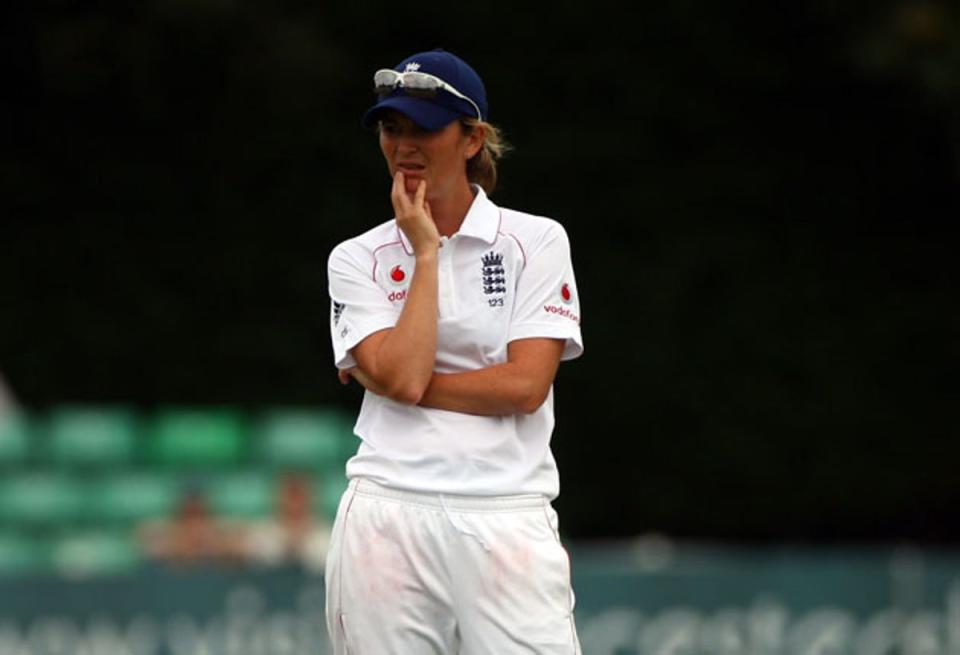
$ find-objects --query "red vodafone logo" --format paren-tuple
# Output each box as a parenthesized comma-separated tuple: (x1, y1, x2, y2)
(561, 282, 573, 304)
(543, 303, 579, 324)
(390, 265, 406, 284)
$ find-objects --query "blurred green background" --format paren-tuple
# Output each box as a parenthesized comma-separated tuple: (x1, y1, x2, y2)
(1, 0, 959, 652)
(4, 0, 957, 542)
(0, 0, 960, 541)
(0, 406, 354, 575)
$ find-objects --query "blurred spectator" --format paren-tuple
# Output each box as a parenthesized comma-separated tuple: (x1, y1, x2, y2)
(0, 369, 17, 413)
(138, 487, 246, 565)
(244, 472, 332, 572)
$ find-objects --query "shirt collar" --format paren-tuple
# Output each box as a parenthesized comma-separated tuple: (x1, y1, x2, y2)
(397, 184, 499, 255)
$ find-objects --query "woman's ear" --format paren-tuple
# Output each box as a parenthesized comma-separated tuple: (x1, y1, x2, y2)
(465, 123, 486, 159)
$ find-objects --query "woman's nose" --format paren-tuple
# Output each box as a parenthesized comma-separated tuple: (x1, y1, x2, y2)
(397, 140, 419, 155)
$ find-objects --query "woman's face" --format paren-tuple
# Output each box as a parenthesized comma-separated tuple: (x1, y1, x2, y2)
(379, 111, 483, 199)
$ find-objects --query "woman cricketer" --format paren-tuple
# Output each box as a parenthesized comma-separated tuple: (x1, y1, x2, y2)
(325, 48, 584, 654)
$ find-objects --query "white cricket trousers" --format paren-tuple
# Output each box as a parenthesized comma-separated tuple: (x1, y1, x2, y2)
(325, 478, 582, 654)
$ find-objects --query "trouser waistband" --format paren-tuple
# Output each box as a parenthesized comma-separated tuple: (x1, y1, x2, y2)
(349, 478, 547, 513)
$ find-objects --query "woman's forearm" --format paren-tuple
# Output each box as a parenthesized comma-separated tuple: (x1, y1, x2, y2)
(418, 365, 541, 416)
(350, 174, 441, 405)
(418, 338, 565, 416)
(362, 251, 438, 404)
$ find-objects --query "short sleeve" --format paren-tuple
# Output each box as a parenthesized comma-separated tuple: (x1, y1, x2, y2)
(507, 223, 584, 361)
(328, 244, 400, 369)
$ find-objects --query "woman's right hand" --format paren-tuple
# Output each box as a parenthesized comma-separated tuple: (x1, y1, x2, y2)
(391, 171, 440, 256)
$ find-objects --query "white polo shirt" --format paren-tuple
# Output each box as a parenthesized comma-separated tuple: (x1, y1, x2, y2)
(327, 186, 583, 499)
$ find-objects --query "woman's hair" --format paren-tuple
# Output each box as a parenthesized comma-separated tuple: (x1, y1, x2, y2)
(461, 118, 510, 195)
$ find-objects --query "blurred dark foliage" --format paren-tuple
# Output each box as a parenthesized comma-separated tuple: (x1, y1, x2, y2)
(1, 0, 958, 541)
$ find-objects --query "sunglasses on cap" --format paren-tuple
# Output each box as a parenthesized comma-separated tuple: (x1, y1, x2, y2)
(373, 69, 482, 121)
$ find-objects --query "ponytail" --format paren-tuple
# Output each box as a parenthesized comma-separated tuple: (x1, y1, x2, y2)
(461, 119, 510, 195)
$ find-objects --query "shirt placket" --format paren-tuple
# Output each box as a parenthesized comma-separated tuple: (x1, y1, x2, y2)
(438, 236, 458, 319)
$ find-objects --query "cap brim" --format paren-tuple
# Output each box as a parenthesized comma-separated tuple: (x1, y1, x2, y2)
(361, 95, 462, 131)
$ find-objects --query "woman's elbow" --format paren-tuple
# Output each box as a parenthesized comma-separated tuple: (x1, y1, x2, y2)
(386, 382, 427, 406)
(516, 386, 550, 415)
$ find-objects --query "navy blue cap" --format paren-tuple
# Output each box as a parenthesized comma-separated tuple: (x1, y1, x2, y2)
(362, 49, 488, 131)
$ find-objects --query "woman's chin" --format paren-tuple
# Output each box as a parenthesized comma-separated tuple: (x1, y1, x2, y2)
(404, 178, 424, 194)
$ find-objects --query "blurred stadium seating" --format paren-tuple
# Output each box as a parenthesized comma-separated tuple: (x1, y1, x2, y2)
(3, 408, 960, 654)
(0, 405, 357, 577)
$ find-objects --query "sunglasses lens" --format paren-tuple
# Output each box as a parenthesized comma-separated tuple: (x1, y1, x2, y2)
(371, 70, 454, 101)
(402, 72, 441, 91)
(373, 70, 398, 87)
(373, 70, 400, 97)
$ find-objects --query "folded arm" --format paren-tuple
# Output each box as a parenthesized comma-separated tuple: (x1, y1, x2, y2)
(347, 173, 440, 405)
(418, 338, 565, 416)
(347, 337, 564, 416)
(348, 257, 436, 404)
